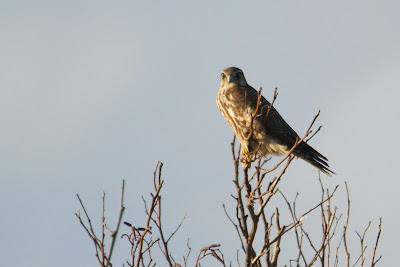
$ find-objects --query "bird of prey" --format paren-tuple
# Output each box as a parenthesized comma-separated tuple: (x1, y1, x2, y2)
(216, 67, 334, 176)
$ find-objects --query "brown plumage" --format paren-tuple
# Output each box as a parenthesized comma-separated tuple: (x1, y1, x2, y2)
(216, 67, 334, 176)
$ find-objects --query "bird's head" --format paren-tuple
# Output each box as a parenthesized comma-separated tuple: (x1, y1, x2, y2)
(220, 67, 248, 89)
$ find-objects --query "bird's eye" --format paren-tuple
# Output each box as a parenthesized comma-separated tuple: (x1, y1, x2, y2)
(221, 73, 226, 79)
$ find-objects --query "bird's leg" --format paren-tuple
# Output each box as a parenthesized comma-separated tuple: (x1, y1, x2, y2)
(240, 147, 254, 168)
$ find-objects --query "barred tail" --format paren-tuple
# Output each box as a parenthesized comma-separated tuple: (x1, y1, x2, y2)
(293, 141, 335, 176)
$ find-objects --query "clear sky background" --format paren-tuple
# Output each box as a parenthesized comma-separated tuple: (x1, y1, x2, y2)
(1, 1, 399, 266)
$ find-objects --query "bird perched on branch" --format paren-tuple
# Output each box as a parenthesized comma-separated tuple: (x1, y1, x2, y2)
(216, 67, 334, 176)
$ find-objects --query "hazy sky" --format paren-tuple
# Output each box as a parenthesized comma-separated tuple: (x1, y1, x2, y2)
(1, 1, 399, 266)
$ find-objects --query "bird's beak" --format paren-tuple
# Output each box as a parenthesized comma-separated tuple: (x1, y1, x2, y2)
(227, 75, 233, 83)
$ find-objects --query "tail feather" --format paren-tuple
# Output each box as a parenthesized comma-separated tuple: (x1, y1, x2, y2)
(293, 141, 335, 176)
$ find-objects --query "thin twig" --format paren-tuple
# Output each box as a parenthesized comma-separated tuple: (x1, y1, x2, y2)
(343, 182, 351, 267)
(371, 218, 383, 267)
(167, 214, 187, 243)
(107, 180, 126, 265)
(223, 204, 245, 250)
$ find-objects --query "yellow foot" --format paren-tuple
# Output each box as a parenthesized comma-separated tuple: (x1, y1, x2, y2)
(240, 147, 254, 168)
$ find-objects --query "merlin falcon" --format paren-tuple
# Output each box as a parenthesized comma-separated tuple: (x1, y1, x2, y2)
(216, 67, 334, 176)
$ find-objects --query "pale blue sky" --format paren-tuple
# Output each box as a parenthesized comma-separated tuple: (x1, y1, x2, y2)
(1, 1, 399, 266)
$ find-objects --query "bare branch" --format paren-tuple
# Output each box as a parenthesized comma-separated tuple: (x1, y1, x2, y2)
(371, 218, 383, 267)
(167, 214, 187, 243)
(223, 204, 245, 250)
(343, 181, 351, 267)
(107, 180, 126, 265)
(195, 244, 226, 267)
(355, 221, 371, 267)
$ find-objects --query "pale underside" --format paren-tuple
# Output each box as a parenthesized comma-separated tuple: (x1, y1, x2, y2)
(216, 66, 333, 175)
(217, 88, 288, 158)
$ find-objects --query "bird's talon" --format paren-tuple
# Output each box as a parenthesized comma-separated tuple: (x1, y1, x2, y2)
(240, 153, 253, 169)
